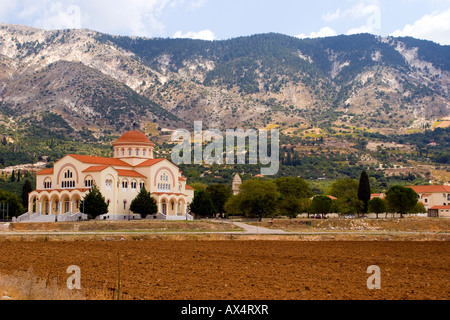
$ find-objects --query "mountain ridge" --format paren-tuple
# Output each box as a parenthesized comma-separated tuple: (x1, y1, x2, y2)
(0, 24, 449, 167)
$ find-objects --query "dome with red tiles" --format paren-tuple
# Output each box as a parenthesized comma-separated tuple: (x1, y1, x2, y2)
(113, 131, 154, 146)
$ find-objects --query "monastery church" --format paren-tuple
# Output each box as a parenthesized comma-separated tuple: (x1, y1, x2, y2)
(18, 131, 195, 222)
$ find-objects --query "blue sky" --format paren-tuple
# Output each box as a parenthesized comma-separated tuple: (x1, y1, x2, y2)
(1, 0, 450, 44)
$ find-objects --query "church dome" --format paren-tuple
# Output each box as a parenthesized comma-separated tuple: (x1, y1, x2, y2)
(113, 131, 155, 146)
(112, 130, 156, 162)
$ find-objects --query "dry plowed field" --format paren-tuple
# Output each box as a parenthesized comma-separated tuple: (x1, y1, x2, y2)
(0, 240, 448, 300)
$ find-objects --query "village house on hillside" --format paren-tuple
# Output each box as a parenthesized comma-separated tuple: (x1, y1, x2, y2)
(407, 185, 450, 218)
(371, 185, 450, 218)
(18, 131, 195, 222)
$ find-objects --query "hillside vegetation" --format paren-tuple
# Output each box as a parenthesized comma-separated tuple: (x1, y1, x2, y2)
(0, 24, 448, 187)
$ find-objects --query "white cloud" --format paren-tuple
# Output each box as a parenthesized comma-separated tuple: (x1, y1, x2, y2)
(323, 0, 380, 21)
(188, 0, 207, 10)
(80, 0, 171, 36)
(0, 0, 174, 37)
(35, 2, 83, 30)
(296, 27, 337, 39)
(346, 1, 380, 20)
(323, 0, 381, 35)
(169, 0, 207, 10)
(346, 21, 379, 35)
(173, 29, 215, 41)
(390, 9, 450, 45)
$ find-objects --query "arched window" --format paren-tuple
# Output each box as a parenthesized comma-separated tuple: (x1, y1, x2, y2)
(157, 181, 171, 192)
(44, 178, 52, 189)
(105, 179, 112, 191)
(84, 178, 93, 188)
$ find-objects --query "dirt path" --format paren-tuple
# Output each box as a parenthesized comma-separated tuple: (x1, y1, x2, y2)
(232, 221, 289, 234)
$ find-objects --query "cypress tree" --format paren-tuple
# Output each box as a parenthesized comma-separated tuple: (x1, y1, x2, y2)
(358, 170, 371, 214)
(21, 179, 33, 208)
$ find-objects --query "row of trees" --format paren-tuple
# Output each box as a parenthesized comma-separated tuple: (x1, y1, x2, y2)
(309, 185, 424, 219)
(189, 171, 425, 220)
(4, 170, 423, 220)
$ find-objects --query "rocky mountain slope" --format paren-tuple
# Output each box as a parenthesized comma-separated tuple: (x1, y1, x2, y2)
(0, 23, 449, 140)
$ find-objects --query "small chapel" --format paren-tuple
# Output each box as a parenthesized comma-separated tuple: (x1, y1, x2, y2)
(21, 130, 195, 222)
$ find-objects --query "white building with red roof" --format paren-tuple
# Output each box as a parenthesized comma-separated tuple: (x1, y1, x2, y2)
(407, 185, 450, 217)
(19, 131, 194, 222)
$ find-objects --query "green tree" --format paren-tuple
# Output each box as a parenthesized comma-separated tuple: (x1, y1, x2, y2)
(206, 184, 232, 218)
(21, 179, 33, 208)
(224, 179, 280, 221)
(189, 182, 208, 192)
(0, 190, 25, 218)
(189, 189, 216, 218)
(368, 197, 386, 219)
(385, 185, 418, 218)
(10, 170, 15, 182)
(310, 196, 332, 219)
(278, 196, 304, 219)
(357, 171, 371, 214)
(81, 184, 108, 219)
(275, 177, 313, 219)
(409, 202, 427, 214)
(328, 178, 359, 199)
(130, 186, 158, 218)
(328, 179, 363, 216)
(274, 177, 314, 199)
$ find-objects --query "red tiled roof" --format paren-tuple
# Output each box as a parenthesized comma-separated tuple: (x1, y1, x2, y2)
(82, 165, 110, 172)
(69, 154, 132, 167)
(32, 188, 90, 193)
(407, 185, 450, 193)
(152, 192, 187, 196)
(36, 168, 54, 175)
(113, 131, 155, 145)
(429, 205, 450, 210)
(134, 158, 165, 167)
(185, 185, 195, 190)
(117, 169, 146, 178)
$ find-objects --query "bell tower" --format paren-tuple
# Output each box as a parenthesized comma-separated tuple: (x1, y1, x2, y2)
(232, 174, 242, 195)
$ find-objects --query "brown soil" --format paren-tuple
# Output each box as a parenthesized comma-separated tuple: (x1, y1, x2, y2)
(251, 217, 450, 233)
(0, 240, 448, 300)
